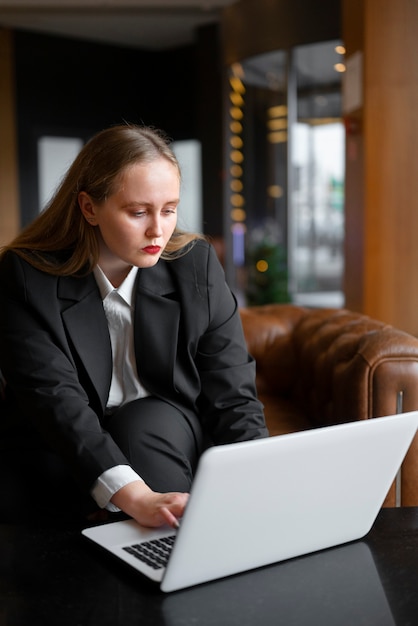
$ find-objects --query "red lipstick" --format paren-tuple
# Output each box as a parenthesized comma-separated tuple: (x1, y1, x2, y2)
(143, 246, 161, 255)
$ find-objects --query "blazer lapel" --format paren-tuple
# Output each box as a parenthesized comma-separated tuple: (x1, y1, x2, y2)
(133, 263, 181, 395)
(58, 274, 112, 411)
(57, 263, 181, 408)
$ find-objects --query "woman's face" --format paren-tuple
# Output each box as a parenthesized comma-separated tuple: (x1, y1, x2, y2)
(79, 158, 180, 277)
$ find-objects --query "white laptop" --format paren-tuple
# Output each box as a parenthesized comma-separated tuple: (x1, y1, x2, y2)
(82, 411, 418, 593)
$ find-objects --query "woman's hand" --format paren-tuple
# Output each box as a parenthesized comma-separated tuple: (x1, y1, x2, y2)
(110, 480, 189, 529)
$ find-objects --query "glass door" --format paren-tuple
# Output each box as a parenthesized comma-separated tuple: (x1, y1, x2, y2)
(224, 40, 345, 307)
(290, 41, 345, 307)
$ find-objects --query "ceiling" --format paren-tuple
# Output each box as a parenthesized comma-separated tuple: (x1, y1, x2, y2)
(0, 0, 239, 50)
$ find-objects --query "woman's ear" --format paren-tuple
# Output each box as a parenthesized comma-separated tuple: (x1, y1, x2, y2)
(78, 191, 98, 225)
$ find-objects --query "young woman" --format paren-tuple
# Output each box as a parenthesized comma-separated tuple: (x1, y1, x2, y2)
(0, 124, 268, 526)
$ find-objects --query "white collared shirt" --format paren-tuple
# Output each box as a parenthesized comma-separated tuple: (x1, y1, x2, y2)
(90, 265, 147, 510)
(93, 265, 149, 408)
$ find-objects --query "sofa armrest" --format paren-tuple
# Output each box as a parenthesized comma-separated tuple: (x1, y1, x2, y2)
(294, 307, 418, 507)
(240, 304, 418, 505)
(291, 307, 418, 423)
(240, 304, 307, 397)
(242, 303, 418, 421)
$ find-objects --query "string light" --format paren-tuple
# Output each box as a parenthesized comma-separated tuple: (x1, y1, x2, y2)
(228, 66, 246, 257)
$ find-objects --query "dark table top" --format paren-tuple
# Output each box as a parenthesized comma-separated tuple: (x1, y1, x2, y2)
(1, 507, 418, 626)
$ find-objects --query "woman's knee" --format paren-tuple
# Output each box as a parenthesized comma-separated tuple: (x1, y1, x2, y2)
(105, 397, 202, 492)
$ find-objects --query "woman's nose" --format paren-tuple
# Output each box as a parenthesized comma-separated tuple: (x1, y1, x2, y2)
(146, 216, 163, 237)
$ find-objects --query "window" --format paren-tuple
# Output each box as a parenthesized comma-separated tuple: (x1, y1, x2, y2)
(38, 136, 83, 211)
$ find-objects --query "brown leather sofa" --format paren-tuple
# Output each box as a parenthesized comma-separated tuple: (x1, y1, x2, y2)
(240, 303, 418, 507)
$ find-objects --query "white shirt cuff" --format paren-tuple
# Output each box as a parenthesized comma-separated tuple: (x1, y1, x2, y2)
(91, 465, 143, 511)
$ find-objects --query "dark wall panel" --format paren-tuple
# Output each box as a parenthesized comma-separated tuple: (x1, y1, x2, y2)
(14, 30, 199, 225)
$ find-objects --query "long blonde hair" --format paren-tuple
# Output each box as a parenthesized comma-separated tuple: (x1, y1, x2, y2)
(1, 124, 204, 275)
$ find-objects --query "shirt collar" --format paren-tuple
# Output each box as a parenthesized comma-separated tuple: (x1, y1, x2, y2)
(93, 265, 139, 307)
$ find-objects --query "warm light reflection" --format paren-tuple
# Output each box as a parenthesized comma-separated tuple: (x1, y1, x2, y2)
(229, 68, 245, 86)
(267, 118, 287, 131)
(268, 105, 287, 118)
(231, 208, 246, 221)
(230, 150, 244, 163)
(256, 259, 269, 272)
(268, 131, 288, 143)
(230, 164, 243, 177)
(230, 121, 243, 134)
(230, 179, 243, 192)
(335, 45, 346, 55)
(230, 107, 244, 120)
(230, 193, 244, 207)
(334, 63, 346, 73)
(230, 92, 244, 106)
(267, 185, 283, 198)
(230, 135, 243, 149)
(229, 65, 247, 236)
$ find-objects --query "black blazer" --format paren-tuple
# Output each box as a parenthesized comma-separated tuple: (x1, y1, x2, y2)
(0, 241, 267, 491)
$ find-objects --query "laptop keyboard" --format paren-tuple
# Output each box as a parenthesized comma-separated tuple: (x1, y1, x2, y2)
(123, 535, 176, 570)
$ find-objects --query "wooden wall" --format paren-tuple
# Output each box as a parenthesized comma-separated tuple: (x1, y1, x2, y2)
(343, 0, 418, 335)
(0, 29, 19, 246)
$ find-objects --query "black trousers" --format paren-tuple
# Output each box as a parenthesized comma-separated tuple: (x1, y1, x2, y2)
(104, 397, 203, 493)
(1, 397, 203, 523)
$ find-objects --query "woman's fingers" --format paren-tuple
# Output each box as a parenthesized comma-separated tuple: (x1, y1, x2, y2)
(160, 506, 180, 529)
(111, 482, 189, 528)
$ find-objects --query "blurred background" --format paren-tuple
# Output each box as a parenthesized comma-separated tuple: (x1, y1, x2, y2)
(1, 0, 417, 334)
